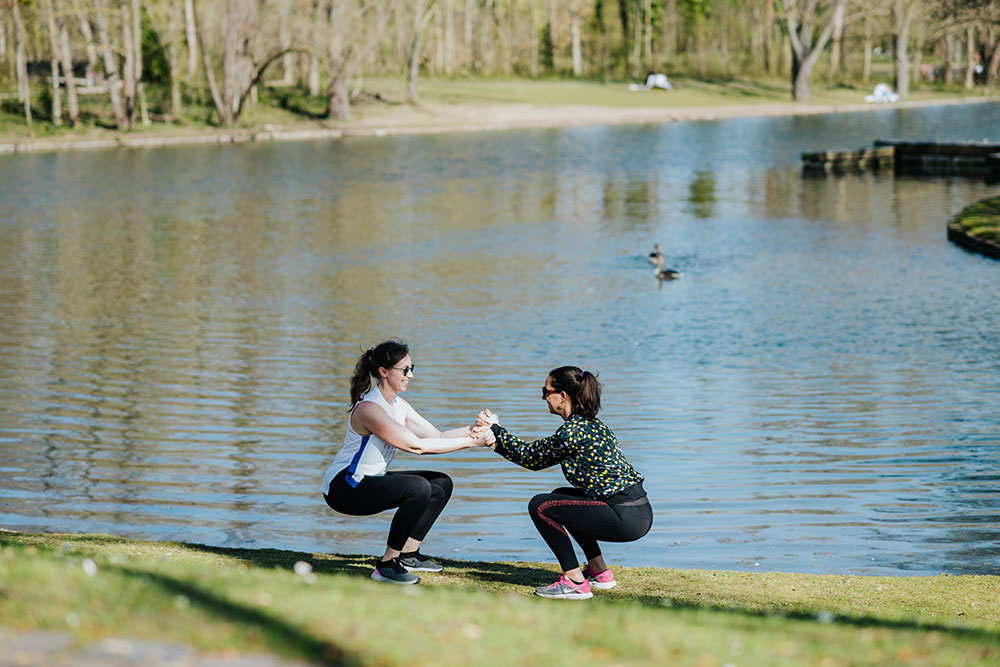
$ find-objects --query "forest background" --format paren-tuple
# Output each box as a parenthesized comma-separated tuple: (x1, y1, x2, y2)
(0, 0, 996, 138)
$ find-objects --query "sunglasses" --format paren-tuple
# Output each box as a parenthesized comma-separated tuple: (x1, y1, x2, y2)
(542, 386, 559, 398)
(391, 364, 415, 376)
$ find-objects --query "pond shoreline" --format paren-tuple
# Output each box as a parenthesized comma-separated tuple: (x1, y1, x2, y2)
(2, 95, 996, 154)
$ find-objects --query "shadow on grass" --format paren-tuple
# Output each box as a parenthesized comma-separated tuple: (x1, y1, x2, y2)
(183, 543, 373, 579)
(116, 565, 358, 666)
(612, 593, 1000, 644)
(182, 542, 556, 587)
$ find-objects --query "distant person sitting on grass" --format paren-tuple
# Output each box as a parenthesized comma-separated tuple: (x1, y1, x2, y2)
(628, 72, 672, 92)
(476, 366, 653, 600)
(645, 72, 672, 90)
(321, 339, 494, 585)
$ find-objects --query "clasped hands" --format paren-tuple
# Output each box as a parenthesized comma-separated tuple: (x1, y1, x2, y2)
(469, 408, 500, 448)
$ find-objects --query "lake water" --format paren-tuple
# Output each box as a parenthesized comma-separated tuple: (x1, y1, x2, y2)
(2, 103, 999, 576)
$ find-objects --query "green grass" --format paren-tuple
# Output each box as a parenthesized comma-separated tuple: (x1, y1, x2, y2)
(2, 530, 999, 665)
(955, 196, 1000, 244)
(0, 76, 993, 140)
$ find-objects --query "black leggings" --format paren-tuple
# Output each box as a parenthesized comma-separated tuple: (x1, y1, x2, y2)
(529, 485, 653, 572)
(324, 468, 453, 552)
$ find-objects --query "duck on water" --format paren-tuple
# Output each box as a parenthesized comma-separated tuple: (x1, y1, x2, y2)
(648, 244, 682, 280)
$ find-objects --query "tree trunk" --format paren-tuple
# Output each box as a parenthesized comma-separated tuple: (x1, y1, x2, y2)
(892, 0, 913, 97)
(643, 0, 651, 67)
(308, 0, 322, 96)
(193, 0, 226, 124)
(12, 0, 33, 134)
(464, 0, 475, 64)
(966, 25, 975, 89)
(827, 0, 844, 77)
(662, 0, 677, 61)
(443, 0, 454, 74)
(529, 0, 538, 77)
(480, 0, 493, 72)
(987, 30, 1000, 85)
(942, 31, 953, 84)
(783, 0, 846, 102)
(183, 0, 198, 76)
(69, 1, 100, 76)
(863, 6, 872, 83)
(222, 0, 240, 122)
(279, 0, 294, 83)
(95, 0, 127, 128)
(408, 0, 427, 104)
(570, 0, 581, 75)
(43, 0, 64, 126)
(119, 1, 137, 128)
(166, 0, 183, 117)
(632, 1, 641, 78)
(56, 0, 80, 126)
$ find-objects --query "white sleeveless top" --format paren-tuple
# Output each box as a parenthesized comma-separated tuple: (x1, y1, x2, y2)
(321, 384, 410, 493)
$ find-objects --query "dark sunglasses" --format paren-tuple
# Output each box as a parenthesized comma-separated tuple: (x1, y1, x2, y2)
(542, 386, 558, 398)
(391, 364, 415, 375)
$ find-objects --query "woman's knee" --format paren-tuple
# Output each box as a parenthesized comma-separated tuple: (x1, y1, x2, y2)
(528, 493, 549, 516)
(401, 476, 433, 503)
(432, 473, 453, 500)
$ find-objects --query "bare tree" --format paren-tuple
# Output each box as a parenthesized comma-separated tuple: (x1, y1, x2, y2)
(119, 0, 137, 128)
(408, 0, 436, 104)
(324, 0, 395, 120)
(893, 0, 920, 96)
(70, 0, 100, 76)
(779, 0, 849, 101)
(183, 0, 197, 75)
(570, 0, 582, 75)
(11, 0, 33, 134)
(94, 0, 127, 128)
(55, 0, 81, 126)
(528, 0, 539, 76)
(43, 0, 64, 125)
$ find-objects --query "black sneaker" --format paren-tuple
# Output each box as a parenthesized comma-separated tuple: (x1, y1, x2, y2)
(371, 558, 420, 585)
(398, 551, 444, 573)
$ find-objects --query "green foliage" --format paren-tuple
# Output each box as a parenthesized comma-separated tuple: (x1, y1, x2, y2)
(141, 7, 170, 87)
(541, 24, 555, 72)
(680, 0, 711, 27)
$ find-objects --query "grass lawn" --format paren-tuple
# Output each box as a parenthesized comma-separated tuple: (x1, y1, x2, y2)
(2, 530, 998, 665)
(0, 76, 994, 142)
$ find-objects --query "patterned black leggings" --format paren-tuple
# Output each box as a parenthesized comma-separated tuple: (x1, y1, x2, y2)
(324, 468, 453, 551)
(529, 486, 653, 572)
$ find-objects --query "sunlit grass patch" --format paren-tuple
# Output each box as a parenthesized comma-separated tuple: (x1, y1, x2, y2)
(2, 530, 999, 665)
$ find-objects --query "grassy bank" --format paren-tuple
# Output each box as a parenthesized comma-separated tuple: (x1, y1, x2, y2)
(2, 530, 998, 665)
(953, 196, 1000, 246)
(1, 77, 994, 145)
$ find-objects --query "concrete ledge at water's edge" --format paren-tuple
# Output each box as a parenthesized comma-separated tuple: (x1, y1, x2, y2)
(802, 139, 1000, 178)
(948, 222, 1000, 259)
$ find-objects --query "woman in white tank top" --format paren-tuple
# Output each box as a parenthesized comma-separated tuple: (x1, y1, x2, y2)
(322, 339, 494, 585)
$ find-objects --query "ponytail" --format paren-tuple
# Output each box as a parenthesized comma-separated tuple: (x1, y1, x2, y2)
(349, 340, 409, 407)
(548, 366, 602, 419)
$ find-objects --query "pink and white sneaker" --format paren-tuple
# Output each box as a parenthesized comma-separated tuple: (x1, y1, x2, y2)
(582, 564, 617, 590)
(534, 574, 593, 600)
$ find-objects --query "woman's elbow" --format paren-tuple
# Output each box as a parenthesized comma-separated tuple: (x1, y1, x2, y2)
(406, 441, 432, 455)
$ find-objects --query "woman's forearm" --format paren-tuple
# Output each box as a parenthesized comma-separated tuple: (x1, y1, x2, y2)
(405, 435, 478, 455)
(441, 425, 473, 438)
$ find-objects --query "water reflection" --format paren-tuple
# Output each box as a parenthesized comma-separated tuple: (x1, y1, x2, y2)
(2, 105, 999, 575)
(685, 170, 717, 218)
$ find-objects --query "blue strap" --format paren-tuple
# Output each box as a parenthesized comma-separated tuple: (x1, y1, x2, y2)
(345, 434, 370, 488)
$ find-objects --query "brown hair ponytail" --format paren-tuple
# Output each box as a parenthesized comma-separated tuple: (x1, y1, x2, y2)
(349, 340, 409, 407)
(549, 366, 602, 419)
